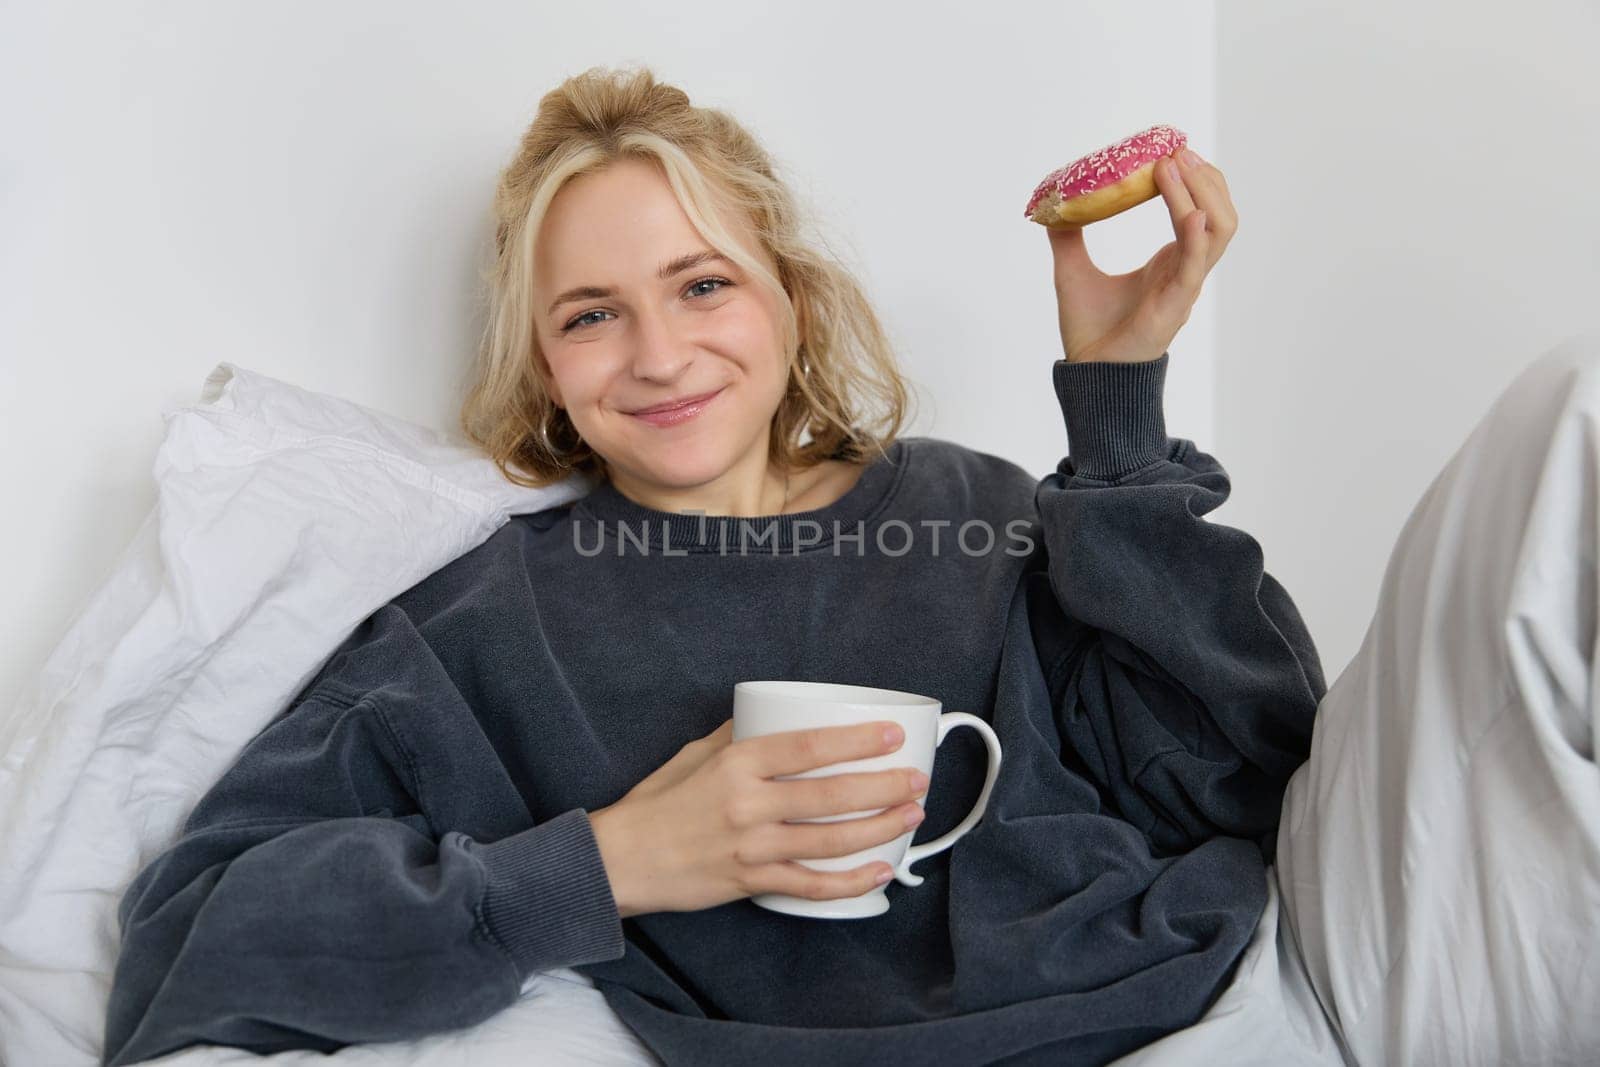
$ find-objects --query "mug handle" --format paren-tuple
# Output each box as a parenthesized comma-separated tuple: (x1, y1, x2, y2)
(894, 712, 1002, 887)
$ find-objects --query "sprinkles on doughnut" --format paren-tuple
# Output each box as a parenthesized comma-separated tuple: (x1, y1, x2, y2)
(1024, 124, 1188, 227)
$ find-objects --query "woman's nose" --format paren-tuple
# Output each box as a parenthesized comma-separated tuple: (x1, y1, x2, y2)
(627, 307, 692, 382)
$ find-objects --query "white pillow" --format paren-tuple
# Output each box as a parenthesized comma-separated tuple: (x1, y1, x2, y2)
(0, 363, 658, 1066)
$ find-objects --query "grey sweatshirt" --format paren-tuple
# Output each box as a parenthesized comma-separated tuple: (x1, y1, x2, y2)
(102, 353, 1327, 1067)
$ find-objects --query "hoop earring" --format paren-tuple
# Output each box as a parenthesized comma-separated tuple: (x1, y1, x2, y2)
(537, 416, 559, 456)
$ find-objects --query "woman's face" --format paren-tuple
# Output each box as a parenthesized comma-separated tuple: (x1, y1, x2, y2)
(531, 157, 792, 497)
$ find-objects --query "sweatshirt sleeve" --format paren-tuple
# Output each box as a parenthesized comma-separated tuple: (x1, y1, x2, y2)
(1029, 352, 1328, 858)
(101, 606, 626, 1067)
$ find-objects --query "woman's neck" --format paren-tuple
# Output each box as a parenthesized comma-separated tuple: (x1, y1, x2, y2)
(601, 455, 864, 520)
(605, 453, 793, 518)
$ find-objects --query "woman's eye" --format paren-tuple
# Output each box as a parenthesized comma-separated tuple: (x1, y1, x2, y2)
(562, 309, 609, 332)
(686, 276, 731, 299)
(560, 277, 732, 333)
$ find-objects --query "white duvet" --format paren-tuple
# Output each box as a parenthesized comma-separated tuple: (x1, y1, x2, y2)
(0, 364, 658, 1066)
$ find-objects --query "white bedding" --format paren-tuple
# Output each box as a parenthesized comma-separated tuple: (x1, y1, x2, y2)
(0, 363, 658, 1065)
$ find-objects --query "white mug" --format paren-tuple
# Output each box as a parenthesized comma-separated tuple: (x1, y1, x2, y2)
(731, 680, 1003, 919)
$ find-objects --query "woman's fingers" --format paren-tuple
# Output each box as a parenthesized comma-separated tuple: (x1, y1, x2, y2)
(749, 767, 926, 824)
(1156, 155, 1198, 233)
(745, 859, 895, 902)
(1182, 154, 1238, 239)
(1175, 207, 1211, 295)
(738, 802, 922, 865)
(1171, 152, 1238, 266)
(1156, 153, 1212, 295)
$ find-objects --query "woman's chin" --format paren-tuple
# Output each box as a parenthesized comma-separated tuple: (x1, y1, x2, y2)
(615, 443, 737, 491)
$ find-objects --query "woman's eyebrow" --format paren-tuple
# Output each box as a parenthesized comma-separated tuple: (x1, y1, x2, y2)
(546, 250, 735, 315)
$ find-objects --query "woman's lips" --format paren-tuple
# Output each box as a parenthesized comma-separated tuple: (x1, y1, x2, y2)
(628, 387, 724, 427)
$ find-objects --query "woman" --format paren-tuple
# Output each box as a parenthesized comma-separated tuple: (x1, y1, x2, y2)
(102, 65, 1600, 1067)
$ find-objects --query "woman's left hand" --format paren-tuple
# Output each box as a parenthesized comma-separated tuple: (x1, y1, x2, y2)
(1047, 148, 1237, 365)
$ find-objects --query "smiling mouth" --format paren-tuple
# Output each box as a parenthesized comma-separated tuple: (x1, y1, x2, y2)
(627, 387, 725, 426)
(628, 388, 723, 415)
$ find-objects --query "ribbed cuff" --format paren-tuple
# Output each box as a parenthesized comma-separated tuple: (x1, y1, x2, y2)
(467, 808, 625, 976)
(1051, 352, 1173, 481)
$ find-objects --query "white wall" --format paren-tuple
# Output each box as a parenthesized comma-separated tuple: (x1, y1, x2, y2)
(1215, 0, 1600, 680)
(1, 2, 1217, 715)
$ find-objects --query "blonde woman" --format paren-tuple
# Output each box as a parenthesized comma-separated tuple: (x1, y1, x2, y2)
(102, 65, 1600, 1067)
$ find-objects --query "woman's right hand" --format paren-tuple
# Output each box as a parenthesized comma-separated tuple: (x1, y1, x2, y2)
(587, 719, 929, 918)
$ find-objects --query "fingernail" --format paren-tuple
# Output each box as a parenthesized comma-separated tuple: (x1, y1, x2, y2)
(903, 805, 926, 828)
(908, 770, 930, 794)
(1164, 158, 1182, 181)
(874, 867, 894, 885)
(883, 724, 904, 748)
(1180, 148, 1201, 168)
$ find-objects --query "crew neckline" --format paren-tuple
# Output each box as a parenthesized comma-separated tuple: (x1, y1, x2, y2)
(572, 439, 909, 554)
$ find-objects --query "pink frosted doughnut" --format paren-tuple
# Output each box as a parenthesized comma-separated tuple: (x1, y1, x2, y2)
(1024, 124, 1189, 227)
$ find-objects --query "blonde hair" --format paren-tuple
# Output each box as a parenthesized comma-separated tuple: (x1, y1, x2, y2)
(460, 63, 914, 489)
